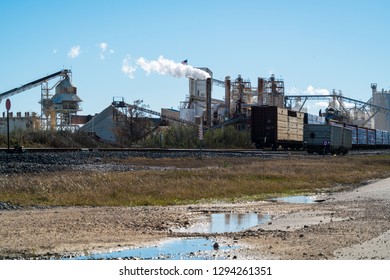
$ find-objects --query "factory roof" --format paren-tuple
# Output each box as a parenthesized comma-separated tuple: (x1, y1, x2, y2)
(80, 105, 121, 143)
(51, 93, 82, 104)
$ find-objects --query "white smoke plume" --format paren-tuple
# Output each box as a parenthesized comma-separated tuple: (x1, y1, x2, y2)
(121, 55, 137, 79)
(136, 56, 210, 80)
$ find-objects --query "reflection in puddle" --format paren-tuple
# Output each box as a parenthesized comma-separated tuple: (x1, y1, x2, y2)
(70, 238, 232, 260)
(273, 195, 315, 204)
(173, 213, 271, 233)
(271, 195, 327, 204)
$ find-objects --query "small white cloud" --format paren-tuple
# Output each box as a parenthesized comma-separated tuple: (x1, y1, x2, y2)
(52, 49, 58, 54)
(98, 42, 114, 60)
(287, 86, 331, 114)
(304, 85, 329, 95)
(68, 45, 81, 59)
(288, 85, 329, 95)
(121, 55, 137, 79)
(99, 42, 108, 52)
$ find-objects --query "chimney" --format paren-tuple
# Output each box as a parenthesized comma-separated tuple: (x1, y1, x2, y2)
(225, 76, 231, 119)
(206, 78, 212, 127)
(258, 78, 264, 105)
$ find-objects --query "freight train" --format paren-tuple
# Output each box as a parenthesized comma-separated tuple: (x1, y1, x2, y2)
(251, 106, 390, 154)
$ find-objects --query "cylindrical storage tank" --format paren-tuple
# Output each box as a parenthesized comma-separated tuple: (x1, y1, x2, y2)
(372, 91, 390, 131)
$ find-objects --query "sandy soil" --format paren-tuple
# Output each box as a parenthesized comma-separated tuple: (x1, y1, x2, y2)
(1, 177, 390, 260)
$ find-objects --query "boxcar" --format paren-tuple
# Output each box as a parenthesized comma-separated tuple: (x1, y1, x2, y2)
(251, 106, 304, 150)
(304, 124, 352, 155)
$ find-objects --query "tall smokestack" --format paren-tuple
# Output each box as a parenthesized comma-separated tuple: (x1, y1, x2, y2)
(257, 77, 264, 105)
(206, 78, 212, 127)
(225, 76, 231, 119)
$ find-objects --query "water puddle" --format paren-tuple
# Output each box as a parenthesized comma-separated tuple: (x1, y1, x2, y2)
(173, 213, 271, 233)
(270, 195, 327, 204)
(69, 238, 232, 260)
(68, 212, 267, 260)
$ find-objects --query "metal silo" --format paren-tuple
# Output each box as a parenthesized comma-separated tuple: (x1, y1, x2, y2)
(371, 83, 390, 131)
(50, 75, 82, 130)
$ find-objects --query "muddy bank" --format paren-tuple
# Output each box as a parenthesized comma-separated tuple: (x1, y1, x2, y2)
(1, 178, 390, 260)
(235, 177, 390, 259)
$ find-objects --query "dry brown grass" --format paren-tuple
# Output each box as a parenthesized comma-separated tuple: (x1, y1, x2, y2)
(1, 154, 390, 207)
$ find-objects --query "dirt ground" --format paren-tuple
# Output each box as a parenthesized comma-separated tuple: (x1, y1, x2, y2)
(1, 177, 390, 260)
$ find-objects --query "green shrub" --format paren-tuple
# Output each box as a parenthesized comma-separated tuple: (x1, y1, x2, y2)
(203, 126, 252, 148)
(140, 125, 252, 149)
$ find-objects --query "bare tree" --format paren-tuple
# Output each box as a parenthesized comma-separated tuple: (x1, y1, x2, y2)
(116, 100, 154, 146)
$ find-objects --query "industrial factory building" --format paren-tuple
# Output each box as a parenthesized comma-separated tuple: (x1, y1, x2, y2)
(1, 67, 390, 145)
(0, 70, 83, 135)
(180, 71, 285, 127)
(0, 112, 39, 135)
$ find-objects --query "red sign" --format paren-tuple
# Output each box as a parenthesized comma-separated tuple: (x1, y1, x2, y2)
(5, 99, 11, 111)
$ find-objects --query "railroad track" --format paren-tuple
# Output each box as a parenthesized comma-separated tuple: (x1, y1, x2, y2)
(0, 146, 388, 156)
(0, 146, 285, 154)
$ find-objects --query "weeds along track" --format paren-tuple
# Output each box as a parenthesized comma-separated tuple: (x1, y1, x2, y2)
(1, 148, 390, 208)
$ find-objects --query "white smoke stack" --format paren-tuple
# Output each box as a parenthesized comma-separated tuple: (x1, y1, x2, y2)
(136, 56, 211, 80)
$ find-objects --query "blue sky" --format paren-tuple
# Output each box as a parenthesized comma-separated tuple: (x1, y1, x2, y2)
(1, 0, 389, 116)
